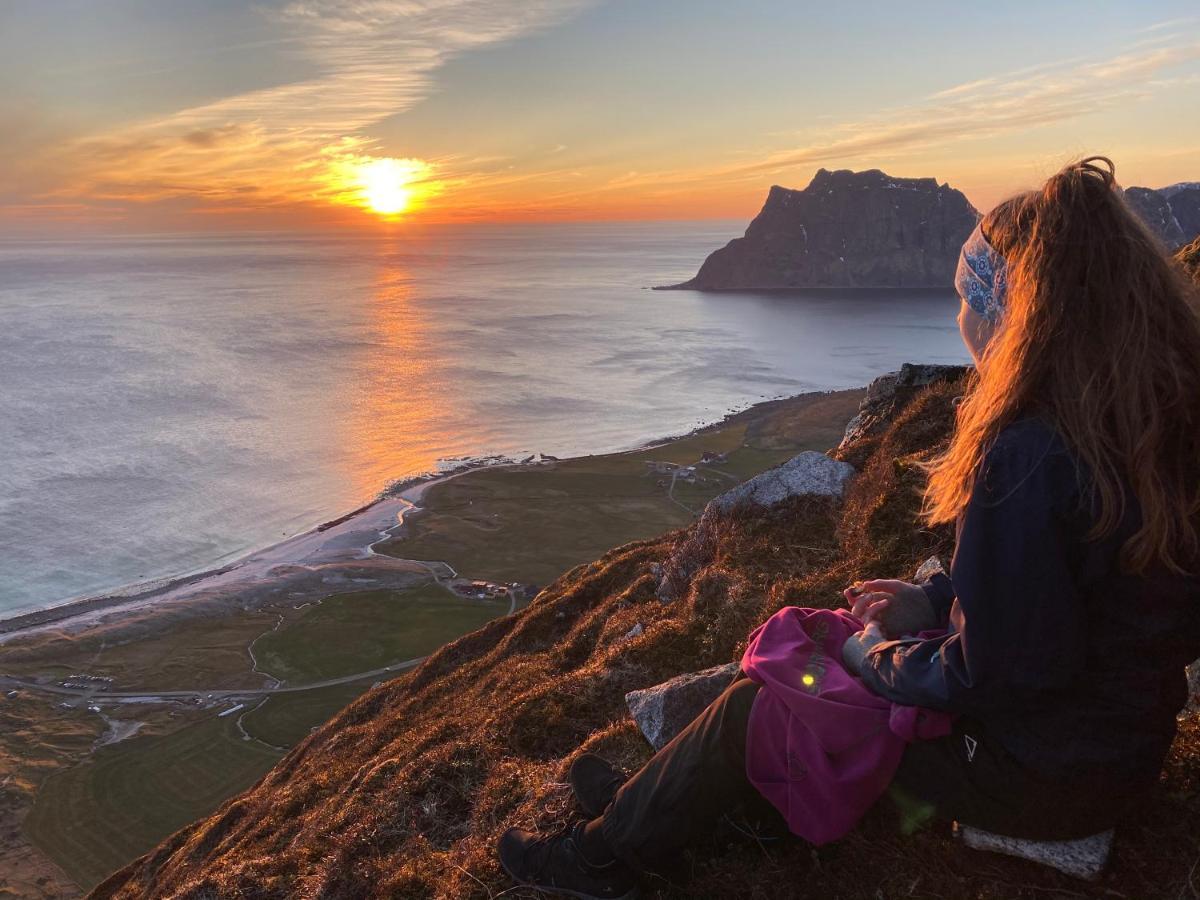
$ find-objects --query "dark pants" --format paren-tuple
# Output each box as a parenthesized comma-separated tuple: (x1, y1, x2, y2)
(599, 675, 1121, 871)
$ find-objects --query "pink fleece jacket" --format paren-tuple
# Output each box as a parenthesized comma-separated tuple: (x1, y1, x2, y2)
(740, 607, 953, 844)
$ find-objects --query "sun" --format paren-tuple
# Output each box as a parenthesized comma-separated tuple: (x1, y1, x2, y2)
(359, 158, 415, 217)
(321, 153, 436, 219)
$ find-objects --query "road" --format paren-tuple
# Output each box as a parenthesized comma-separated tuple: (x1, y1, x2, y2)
(0, 654, 428, 704)
(0, 571, 521, 705)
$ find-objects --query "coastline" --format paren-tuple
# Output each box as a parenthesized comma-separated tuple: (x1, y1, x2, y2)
(0, 388, 829, 642)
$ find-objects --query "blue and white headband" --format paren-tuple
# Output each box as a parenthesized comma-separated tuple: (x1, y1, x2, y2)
(955, 222, 1008, 324)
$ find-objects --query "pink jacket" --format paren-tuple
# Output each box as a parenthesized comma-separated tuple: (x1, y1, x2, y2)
(740, 607, 953, 844)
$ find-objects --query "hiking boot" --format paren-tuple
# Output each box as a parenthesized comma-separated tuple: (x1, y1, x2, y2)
(568, 753, 626, 818)
(498, 821, 639, 900)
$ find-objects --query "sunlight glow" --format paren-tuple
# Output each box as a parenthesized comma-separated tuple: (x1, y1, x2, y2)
(360, 158, 414, 216)
(321, 154, 435, 219)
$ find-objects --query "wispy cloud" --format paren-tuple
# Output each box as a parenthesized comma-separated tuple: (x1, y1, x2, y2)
(572, 32, 1200, 208)
(50, 0, 593, 209)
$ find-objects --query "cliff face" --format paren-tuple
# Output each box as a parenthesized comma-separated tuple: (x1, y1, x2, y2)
(672, 168, 979, 290)
(91, 363, 1200, 900)
(1125, 187, 1187, 248)
(1162, 186, 1200, 245)
(670, 171, 1200, 293)
(1125, 184, 1200, 249)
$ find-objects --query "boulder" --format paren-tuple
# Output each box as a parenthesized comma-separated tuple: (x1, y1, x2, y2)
(657, 452, 856, 601)
(838, 363, 970, 456)
(708, 451, 856, 514)
(625, 662, 740, 751)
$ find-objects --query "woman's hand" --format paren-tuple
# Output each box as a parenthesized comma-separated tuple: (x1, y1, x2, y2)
(843, 579, 937, 639)
(841, 621, 886, 675)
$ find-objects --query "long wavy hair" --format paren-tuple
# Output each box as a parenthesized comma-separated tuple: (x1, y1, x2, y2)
(923, 157, 1200, 574)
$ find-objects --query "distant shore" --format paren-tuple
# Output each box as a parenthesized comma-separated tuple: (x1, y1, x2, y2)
(0, 388, 840, 641)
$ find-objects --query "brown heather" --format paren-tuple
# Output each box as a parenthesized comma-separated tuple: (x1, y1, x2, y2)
(90, 250, 1200, 900)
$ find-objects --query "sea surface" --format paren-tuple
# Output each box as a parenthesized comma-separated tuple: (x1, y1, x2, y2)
(0, 222, 970, 616)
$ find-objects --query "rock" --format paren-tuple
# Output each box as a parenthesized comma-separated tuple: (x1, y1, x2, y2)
(839, 363, 970, 453)
(620, 623, 644, 641)
(708, 451, 856, 513)
(656, 452, 856, 602)
(664, 168, 979, 290)
(913, 555, 946, 584)
(625, 663, 740, 750)
(955, 824, 1113, 881)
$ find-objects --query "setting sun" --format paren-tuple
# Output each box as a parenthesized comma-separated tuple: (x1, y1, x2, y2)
(360, 158, 414, 216)
(320, 155, 435, 219)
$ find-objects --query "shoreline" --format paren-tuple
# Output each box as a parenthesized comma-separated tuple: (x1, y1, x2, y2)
(0, 387, 839, 641)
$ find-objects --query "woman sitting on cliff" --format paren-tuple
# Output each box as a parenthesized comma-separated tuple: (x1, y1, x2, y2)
(498, 157, 1200, 900)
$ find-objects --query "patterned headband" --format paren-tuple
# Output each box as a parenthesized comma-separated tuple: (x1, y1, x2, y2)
(955, 222, 1007, 324)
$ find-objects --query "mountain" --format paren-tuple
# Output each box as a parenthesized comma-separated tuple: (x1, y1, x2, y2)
(1162, 187, 1200, 245)
(663, 168, 980, 290)
(1125, 187, 1187, 248)
(666, 171, 1199, 293)
(91, 361, 1200, 899)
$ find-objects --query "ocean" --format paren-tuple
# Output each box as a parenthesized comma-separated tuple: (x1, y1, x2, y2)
(0, 222, 970, 616)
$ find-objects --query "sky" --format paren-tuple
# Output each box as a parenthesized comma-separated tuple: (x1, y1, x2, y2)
(1, 0, 1199, 233)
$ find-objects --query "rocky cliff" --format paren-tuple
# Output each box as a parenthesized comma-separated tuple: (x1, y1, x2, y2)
(667, 168, 980, 290)
(668, 171, 1200, 292)
(91, 359, 1200, 899)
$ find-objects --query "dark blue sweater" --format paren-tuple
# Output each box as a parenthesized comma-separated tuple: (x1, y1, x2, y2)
(860, 418, 1200, 785)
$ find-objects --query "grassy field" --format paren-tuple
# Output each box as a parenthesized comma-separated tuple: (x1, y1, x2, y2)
(251, 585, 509, 684)
(240, 682, 370, 747)
(23, 713, 283, 891)
(1, 608, 283, 691)
(378, 389, 865, 585)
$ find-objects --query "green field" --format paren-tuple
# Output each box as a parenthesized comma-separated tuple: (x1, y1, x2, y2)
(378, 389, 864, 586)
(23, 714, 283, 891)
(240, 682, 369, 747)
(251, 586, 509, 683)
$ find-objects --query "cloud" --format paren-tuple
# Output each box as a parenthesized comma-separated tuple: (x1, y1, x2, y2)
(578, 32, 1200, 205)
(48, 0, 594, 209)
(722, 38, 1200, 180)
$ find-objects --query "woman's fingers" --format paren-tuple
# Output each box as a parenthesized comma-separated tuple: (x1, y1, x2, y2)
(858, 578, 910, 594)
(851, 591, 890, 619)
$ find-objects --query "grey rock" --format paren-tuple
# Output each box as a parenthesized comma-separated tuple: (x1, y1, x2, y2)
(665, 168, 979, 290)
(839, 363, 971, 451)
(956, 823, 1113, 881)
(708, 451, 856, 513)
(620, 623, 644, 642)
(913, 555, 946, 584)
(625, 662, 740, 751)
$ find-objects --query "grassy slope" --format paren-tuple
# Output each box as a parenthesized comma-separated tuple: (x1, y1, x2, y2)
(7, 388, 864, 895)
(90, 376, 1200, 899)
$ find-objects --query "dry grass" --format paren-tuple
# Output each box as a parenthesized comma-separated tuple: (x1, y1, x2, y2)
(90, 375, 1200, 900)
